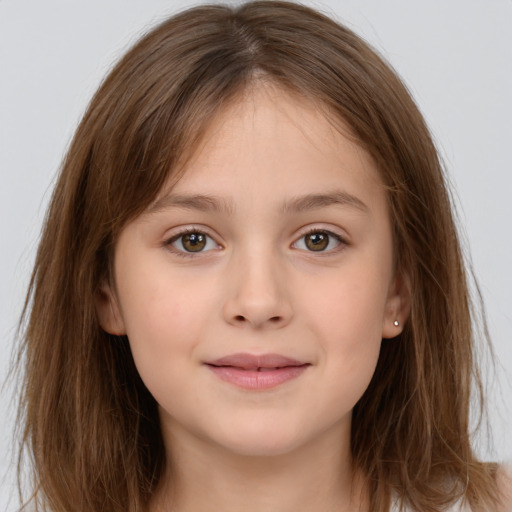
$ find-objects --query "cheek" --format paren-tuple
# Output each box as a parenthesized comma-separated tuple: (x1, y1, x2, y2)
(297, 262, 389, 403)
(306, 301, 383, 421)
(301, 262, 390, 340)
(116, 268, 215, 386)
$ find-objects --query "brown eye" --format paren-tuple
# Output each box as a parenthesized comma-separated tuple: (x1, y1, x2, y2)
(304, 232, 329, 251)
(293, 230, 343, 253)
(181, 232, 207, 252)
(168, 231, 218, 254)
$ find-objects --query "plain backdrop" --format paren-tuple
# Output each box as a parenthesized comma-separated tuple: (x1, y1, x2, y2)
(1, 0, 511, 508)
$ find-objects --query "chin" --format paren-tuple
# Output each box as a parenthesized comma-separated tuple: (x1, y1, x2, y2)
(212, 420, 309, 458)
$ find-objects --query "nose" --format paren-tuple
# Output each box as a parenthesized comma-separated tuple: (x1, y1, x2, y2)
(222, 250, 293, 330)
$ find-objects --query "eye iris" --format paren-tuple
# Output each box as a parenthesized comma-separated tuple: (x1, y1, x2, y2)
(305, 232, 329, 251)
(182, 233, 206, 252)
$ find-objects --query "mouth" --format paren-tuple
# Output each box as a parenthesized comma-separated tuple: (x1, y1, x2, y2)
(204, 353, 311, 390)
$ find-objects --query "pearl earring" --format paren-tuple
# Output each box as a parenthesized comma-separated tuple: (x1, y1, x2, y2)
(393, 320, 399, 327)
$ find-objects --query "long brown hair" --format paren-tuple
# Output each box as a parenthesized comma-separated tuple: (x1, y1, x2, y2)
(16, 2, 500, 511)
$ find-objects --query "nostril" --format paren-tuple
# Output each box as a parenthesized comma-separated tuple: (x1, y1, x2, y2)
(269, 316, 282, 323)
(234, 315, 245, 322)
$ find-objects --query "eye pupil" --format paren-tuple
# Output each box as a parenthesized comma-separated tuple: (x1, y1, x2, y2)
(182, 233, 206, 252)
(305, 232, 329, 251)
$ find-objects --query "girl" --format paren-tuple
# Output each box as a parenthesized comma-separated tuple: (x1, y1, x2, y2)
(14, 1, 511, 511)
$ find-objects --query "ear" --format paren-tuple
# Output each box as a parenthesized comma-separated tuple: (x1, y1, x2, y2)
(381, 270, 411, 339)
(95, 281, 126, 335)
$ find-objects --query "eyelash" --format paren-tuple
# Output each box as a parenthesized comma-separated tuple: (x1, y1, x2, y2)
(294, 228, 347, 254)
(164, 227, 220, 258)
(164, 227, 348, 258)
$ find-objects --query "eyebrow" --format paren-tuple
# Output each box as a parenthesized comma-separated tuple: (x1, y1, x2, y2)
(148, 194, 235, 215)
(281, 191, 369, 214)
(147, 190, 369, 215)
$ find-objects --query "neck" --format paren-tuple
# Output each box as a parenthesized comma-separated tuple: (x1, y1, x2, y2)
(151, 421, 369, 512)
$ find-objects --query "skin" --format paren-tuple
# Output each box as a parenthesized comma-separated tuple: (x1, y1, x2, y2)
(97, 83, 410, 512)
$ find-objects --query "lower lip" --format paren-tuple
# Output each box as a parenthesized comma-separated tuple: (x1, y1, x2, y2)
(206, 365, 309, 390)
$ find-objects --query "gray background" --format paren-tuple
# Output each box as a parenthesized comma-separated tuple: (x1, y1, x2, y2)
(1, 0, 511, 508)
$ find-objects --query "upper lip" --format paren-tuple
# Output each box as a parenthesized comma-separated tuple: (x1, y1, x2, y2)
(205, 353, 308, 370)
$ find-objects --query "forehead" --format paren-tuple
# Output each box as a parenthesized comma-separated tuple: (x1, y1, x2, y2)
(152, 83, 386, 215)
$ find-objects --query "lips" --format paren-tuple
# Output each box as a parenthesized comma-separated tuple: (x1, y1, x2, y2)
(205, 353, 310, 390)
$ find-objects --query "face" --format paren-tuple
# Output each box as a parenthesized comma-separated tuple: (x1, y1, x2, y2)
(97, 84, 409, 458)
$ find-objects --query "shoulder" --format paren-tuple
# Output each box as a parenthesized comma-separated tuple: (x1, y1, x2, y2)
(389, 466, 512, 512)
(496, 463, 512, 512)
